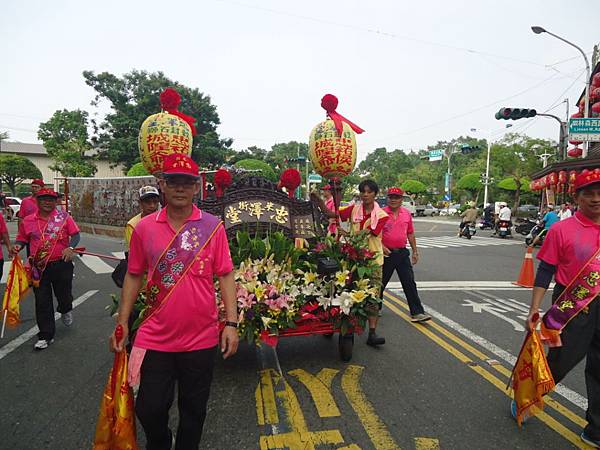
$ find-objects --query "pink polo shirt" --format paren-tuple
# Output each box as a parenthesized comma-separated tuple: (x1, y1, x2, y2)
(381, 206, 414, 249)
(537, 211, 600, 286)
(16, 210, 79, 261)
(0, 214, 7, 259)
(17, 196, 37, 219)
(128, 205, 233, 352)
(325, 197, 337, 234)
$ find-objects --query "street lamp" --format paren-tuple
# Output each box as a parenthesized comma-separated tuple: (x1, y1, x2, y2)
(531, 25, 591, 157)
(471, 125, 512, 207)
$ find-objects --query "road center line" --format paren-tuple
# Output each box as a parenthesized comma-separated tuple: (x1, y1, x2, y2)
(0, 290, 99, 360)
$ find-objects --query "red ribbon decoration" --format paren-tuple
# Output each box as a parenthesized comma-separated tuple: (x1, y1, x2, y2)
(160, 87, 198, 136)
(321, 94, 365, 137)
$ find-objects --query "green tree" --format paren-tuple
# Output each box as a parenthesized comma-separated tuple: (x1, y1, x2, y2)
(38, 109, 97, 177)
(456, 173, 482, 201)
(83, 70, 232, 171)
(355, 148, 416, 189)
(400, 179, 427, 194)
(0, 154, 43, 195)
(489, 133, 547, 208)
(228, 146, 268, 164)
(126, 162, 150, 176)
(234, 159, 277, 181)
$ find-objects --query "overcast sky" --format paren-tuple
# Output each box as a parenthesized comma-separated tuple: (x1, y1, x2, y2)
(1, 0, 597, 162)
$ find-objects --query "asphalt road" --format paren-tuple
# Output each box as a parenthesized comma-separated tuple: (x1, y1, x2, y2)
(0, 219, 592, 449)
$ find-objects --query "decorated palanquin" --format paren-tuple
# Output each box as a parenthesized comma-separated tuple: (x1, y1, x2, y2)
(198, 174, 324, 241)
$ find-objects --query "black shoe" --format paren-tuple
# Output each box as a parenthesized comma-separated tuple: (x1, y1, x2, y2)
(367, 333, 385, 346)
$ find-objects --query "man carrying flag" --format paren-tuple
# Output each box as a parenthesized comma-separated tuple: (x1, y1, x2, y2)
(110, 153, 238, 449)
(516, 169, 600, 447)
(12, 188, 81, 350)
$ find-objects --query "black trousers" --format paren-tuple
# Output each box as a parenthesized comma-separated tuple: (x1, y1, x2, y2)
(547, 284, 600, 440)
(136, 347, 217, 450)
(381, 248, 425, 316)
(32, 260, 74, 340)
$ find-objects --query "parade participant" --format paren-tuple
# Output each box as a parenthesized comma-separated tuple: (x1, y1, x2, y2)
(381, 187, 431, 322)
(110, 153, 238, 449)
(519, 171, 600, 446)
(312, 179, 388, 346)
(458, 202, 478, 237)
(0, 211, 12, 280)
(17, 178, 45, 223)
(558, 203, 572, 221)
(12, 188, 80, 350)
(124, 185, 161, 249)
(320, 184, 341, 234)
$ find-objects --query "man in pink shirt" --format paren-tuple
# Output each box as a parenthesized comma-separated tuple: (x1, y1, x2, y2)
(0, 212, 12, 280)
(13, 188, 80, 350)
(110, 154, 238, 449)
(17, 178, 45, 223)
(518, 171, 600, 446)
(381, 187, 431, 322)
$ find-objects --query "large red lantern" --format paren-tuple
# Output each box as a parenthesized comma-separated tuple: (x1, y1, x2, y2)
(568, 170, 578, 193)
(557, 170, 567, 193)
(568, 147, 583, 158)
(592, 102, 600, 118)
(593, 73, 600, 88)
(569, 139, 583, 146)
(591, 87, 600, 102)
(571, 111, 583, 119)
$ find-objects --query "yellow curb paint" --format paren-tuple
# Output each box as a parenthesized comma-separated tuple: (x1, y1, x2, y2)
(384, 291, 588, 429)
(337, 445, 362, 450)
(259, 369, 280, 425)
(317, 367, 340, 391)
(414, 437, 440, 450)
(260, 381, 344, 449)
(288, 368, 341, 418)
(341, 365, 401, 450)
(255, 384, 265, 426)
(383, 297, 591, 449)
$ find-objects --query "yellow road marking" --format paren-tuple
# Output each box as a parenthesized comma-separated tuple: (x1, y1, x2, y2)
(414, 437, 440, 450)
(258, 369, 280, 425)
(316, 367, 339, 391)
(383, 297, 592, 449)
(288, 368, 341, 417)
(259, 381, 344, 449)
(384, 291, 588, 429)
(338, 445, 362, 450)
(255, 384, 265, 425)
(341, 365, 401, 450)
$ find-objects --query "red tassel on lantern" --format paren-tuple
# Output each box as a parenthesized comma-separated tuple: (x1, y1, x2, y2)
(278, 168, 302, 198)
(214, 168, 232, 198)
(568, 170, 578, 193)
(160, 87, 198, 136)
(558, 170, 567, 193)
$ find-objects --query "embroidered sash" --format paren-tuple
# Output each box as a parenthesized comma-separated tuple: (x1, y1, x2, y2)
(29, 210, 69, 287)
(139, 213, 222, 326)
(541, 246, 600, 347)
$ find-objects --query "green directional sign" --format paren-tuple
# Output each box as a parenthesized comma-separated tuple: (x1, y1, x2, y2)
(429, 149, 444, 162)
(569, 118, 600, 142)
(308, 174, 322, 183)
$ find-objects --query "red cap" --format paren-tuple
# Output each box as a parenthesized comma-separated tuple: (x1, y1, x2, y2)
(162, 153, 199, 178)
(387, 187, 404, 196)
(320, 184, 332, 191)
(574, 169, 600, 191)
(35, 188, 59, 198)
(31, 179, 45, 187)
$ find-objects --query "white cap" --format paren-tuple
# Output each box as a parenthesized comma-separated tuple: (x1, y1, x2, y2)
(139, 185, 159, 200)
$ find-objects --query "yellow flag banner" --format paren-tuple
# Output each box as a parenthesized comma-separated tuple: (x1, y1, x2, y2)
(93, 351, 138, 450)
(1, 255, 30, 329)
(511, 330, 555, 426)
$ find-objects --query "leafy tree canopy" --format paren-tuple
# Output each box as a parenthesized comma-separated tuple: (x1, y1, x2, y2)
(0, 154, 43, 195)
(83, 69, 232, 171)
(234, 159, 277, 182)
(126, 162, 150, 176)
(400, 179, 427, 194)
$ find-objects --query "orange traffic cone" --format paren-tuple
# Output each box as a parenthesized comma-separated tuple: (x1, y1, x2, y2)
(513, 247, 535, 288)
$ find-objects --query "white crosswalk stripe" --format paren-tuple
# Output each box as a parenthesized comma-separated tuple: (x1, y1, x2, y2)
(77, 254, 115, 274)
(415, 235, 522, 249)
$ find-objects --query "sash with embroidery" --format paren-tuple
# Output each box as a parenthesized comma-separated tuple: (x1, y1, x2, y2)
(29, 210, 69, 288)
(139, 212, 222, 326)
(541, 246, 600, 347)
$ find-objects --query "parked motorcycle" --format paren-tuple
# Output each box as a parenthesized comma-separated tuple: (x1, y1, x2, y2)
(497, 220, 512, 238)
(515, 217, 537, 236)
(459, 222, 477, 239)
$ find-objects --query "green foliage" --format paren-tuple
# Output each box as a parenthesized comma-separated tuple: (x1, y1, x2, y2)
(234, 158, 277, 181)
(83, 69, 232, 171)
(230, 231, 304, 268)
(38, 109, 97, 177)
(456, 172, 482, 200)
(400, 179, 426, 194)
(356, 148, 419, 189)
(497, 177, 531, 192)
(126, 162, 150, 176)
(0, 154, 43, 195)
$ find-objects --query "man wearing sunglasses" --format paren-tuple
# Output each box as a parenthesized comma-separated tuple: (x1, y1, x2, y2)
(110, 153, 238, 449)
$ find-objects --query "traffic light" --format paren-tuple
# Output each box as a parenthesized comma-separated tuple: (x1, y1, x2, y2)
(495, 107, 537, 120)
(460, 144, 481, 154)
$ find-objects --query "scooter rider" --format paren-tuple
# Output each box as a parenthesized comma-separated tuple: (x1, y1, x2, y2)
(459, 203, 478, 237)
(496, 202, 512, 233)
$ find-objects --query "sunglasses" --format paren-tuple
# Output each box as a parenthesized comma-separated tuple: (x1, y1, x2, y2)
(164, 177, 198, 188)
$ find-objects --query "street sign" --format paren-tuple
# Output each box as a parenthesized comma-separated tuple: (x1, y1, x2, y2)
(569, 118, 600, 142)
(307, 174, 322, 183)
(429, 149, 444, 162)
(443, 194, 451, 201)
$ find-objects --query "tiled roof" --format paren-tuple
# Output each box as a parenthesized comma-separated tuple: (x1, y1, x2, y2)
(0, 141, 47, 155)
